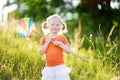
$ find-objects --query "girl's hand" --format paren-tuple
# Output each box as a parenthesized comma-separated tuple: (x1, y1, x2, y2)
(52, 41, 63, 46)
(45, 36, 52, 44)
(52, 41, 70, 53)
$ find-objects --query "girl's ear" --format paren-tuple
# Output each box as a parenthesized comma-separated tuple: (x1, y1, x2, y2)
(42, 22, 48, 29)
(62, 23, 66, 30)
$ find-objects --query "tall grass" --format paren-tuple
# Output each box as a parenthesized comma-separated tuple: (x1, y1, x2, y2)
(66, 25, 120, 80)
(0, 19, 45, 80)
(0, 18, 120, 80)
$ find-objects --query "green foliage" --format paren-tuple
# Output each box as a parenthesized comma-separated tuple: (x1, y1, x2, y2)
(7, 0, 120, 38)
(17, 0, 66, 21)
(76, 1, 120, 38)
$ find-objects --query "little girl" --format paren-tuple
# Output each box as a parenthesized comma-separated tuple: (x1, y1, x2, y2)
(39, 14, 71, 80)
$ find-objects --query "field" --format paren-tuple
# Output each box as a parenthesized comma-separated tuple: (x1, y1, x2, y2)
(0, 19, 120, 80)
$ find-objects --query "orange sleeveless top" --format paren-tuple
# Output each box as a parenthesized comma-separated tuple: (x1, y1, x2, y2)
(40, 35, 68, 66)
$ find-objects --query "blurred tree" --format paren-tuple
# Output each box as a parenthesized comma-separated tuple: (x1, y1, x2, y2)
(17, 0, 67, 21)
(16, 0, 77, 35)
(5, 0, 120, 39)
(76, 0, 120, 40)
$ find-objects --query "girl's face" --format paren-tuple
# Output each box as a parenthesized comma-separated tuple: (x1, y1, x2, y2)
(48, 18, 62, 34)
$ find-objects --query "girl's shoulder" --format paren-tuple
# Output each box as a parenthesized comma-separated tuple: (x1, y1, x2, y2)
(40, 34, 49, 41)
(58, 35, 67, 40)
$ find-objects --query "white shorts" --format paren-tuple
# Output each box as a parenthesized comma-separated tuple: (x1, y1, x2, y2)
(41, 64, 71, 80)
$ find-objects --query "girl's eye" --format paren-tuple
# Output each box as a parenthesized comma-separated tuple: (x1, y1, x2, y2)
(51, 24, 54, 26)
(57, 24, 59, 26)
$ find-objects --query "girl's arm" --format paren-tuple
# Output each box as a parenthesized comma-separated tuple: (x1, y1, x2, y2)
(39, 42, 49, 55)
(59, 44, 70, 54)
(39, 36, 52, 55)
(52, 41, 70, 54)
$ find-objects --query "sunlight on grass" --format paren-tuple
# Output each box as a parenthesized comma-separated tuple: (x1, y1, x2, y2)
(0, 18, 120, 80)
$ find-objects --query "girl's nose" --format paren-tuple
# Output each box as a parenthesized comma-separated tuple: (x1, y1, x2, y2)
(54, 25, 57, 28)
